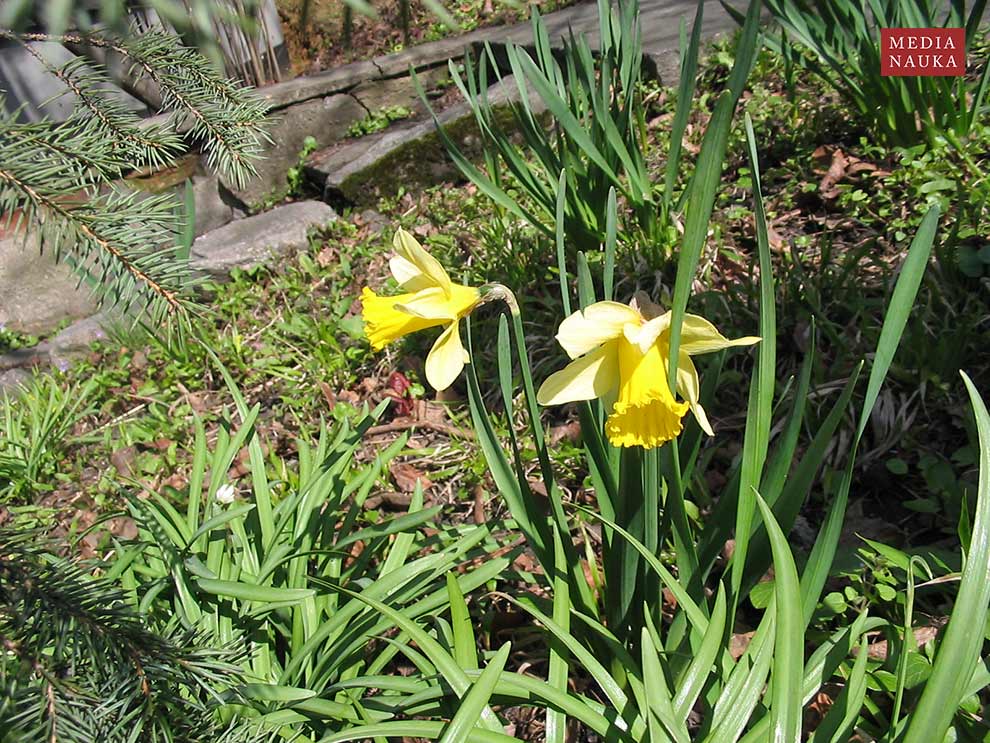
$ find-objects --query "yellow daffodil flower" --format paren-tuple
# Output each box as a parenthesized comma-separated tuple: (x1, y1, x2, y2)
(361, 229, 481, 391)
(537, 293, 760, 448)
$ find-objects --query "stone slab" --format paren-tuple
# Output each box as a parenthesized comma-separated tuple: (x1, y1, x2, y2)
(350, 65, 453, 120)
(0, 201, 336, 378)
(258, 34, 474, 110)
(260, 60, 380, 109)
(0, 368, 32, 391)
(220, 93, 367, 208)
(306, 74, 545, 207)
(0, 232, 98, 336)
(125, 159, 236, 237)
(189, 200, 337, 278)
(188, 174, 238, 236)
(368, 35, 479, 79)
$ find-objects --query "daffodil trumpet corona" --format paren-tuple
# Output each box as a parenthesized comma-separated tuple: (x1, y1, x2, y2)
(537, 292, 760, 449)
(361, 229, 512, 392)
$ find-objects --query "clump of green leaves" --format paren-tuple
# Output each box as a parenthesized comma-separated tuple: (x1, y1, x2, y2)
(0, 326, 39, 354)
(0, 375, 95, 502)
(428, 0, 760, 266)
(287, 135, 320, 197)
(754, 0, 989, 147)
(115, 363, 504, 738)
(347, 105, 413, 137)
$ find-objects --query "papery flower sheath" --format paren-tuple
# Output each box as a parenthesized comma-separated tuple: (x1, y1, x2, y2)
(537, 293, 760, 448)
(361, 229, 481, 391)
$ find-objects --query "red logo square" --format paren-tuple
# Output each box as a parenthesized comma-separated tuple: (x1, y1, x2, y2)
(881, 28, 966, 76)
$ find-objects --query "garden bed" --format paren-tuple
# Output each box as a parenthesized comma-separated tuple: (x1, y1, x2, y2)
(8, 29, 988, 592)
(3, 4, 990, 740)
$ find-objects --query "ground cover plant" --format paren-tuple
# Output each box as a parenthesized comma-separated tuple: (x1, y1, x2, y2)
(2, 0, 990, 740)
(752, 0, 989, 147)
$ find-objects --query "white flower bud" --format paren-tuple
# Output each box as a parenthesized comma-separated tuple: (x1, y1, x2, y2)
(215, 484, 236, 504)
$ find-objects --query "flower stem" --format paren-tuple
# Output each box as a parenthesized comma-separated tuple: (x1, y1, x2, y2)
(481, 282, 597, 613)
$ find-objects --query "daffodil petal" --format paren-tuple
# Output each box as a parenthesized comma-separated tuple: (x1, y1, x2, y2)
(362, 287, 445, 350)
(393, 228, 452, 296)
(605, 336, 688, 449)
(393, 287, 459, 320)
(389, 255, 435, 292)
(556, 301, 642, 359)
(623, 313, 672, 355)
(425, 321, 468, 391)
(537, 344, 618, 406)
(674, 351, 714, 436)
(680, 314, 760, 355)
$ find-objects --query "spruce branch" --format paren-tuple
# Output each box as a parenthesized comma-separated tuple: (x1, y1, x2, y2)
(0, 111, 190, 317)
(1, 32, 183, 172)
(0, 28, 271, 326)
(11, 30, 272, 189)
(0, 529, 266, 742)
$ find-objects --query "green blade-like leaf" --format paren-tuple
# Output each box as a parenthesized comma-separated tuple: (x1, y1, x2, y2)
(904, 373, 990, 743)
(674, 583, 727, 722)
(447, 572, 479, 671)
(666, 0, 761, 387)
(439, 643, 511, 743)
(664, 0, 704, 207)
(641, 626, 690, 742)
(546, 526, 570, 743)
(195, 578, 315, 604)
(331, 584, 504, 733)
(730, 112, 777, 601)
(756, 493, 803, 743)
(800, 206, 939, 622)
(809, 637, 870, 743)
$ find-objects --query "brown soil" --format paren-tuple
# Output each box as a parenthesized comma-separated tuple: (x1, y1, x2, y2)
(277, 0, 578, 76)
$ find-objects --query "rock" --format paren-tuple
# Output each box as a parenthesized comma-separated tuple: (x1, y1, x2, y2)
(125, 158, 235, 237)
(349, 65, 452, 120)
(0, 231, 97, 336)
(47, 315, 110, 359)
(0, 368, 32, 392)
(219, 94, 366, 208)
(188, 175, 237, 236)
(0, 313, 110, 375)
(257, 35, 473, 110)
(190, 201, 337, 278)
(369, 36, 478, 78)
(124, 153, 199, 193)
(260, 61, 379, 109)
(0, 343, 49, 373)
(306, 75, 545, 207)
(357, 209, 390, 235)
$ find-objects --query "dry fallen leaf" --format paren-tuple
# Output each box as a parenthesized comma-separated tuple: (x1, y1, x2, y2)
(730, 630, 756, 660)
(819, 148, 849, 199)
(473, 485, 487, 525)
(549, 420, 582, 445)
(318, 381, 336, 410)
(390, 462, 433, 492)
(110, 446, 137, 478)
(412, 398, 449, 424)
(316, 245, 338, 267)
(865, 624, 943, 660)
